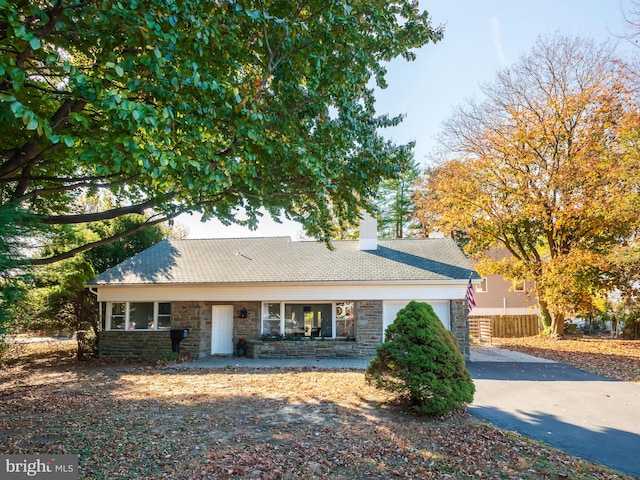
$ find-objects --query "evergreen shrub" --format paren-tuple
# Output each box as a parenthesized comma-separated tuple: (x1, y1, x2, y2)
(366, 301, 475, 416)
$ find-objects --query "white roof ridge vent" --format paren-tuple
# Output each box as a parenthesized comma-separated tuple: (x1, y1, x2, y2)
(428, 231, 445, 238)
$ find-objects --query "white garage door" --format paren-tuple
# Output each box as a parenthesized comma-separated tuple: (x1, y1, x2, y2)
(382, 300, 450, 337)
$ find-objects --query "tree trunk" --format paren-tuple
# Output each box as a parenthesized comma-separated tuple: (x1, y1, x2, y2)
(549, 314, 564, 339)
(538, 299, 564, 338)
(538, 299, 552, 329)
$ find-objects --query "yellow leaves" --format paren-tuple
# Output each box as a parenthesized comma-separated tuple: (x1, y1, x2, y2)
(417, 37, 640, 311)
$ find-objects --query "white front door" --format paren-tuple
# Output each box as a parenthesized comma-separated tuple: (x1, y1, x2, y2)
(211, 305, 234, 355)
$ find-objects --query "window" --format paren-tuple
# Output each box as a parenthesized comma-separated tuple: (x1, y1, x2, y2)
(262, 303, 282, 335)
(336, 302, 355, 337)
(106, 302, 172, 330)
(157, 303, 172, 329)
(129, 302, 153, 330)
(513, 280, 525, 292)
(261, 302, 352, 338)
(475, 277, 487, 293)
(110, 303, 125, 329)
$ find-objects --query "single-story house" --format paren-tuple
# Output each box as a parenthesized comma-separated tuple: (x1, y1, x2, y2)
(87, 216, 479, 360)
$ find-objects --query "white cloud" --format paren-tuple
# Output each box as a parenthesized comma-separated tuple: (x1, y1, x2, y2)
(490, 16, 507, 66)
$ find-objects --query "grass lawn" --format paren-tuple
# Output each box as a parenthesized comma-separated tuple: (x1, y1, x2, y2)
(0, 338, 636, 479)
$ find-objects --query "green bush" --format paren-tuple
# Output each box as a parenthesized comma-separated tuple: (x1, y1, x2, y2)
(366, 301, 475, 416)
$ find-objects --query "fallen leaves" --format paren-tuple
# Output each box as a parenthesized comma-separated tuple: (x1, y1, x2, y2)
(492, 335, 640, 383)
(0, 341, 634, 480)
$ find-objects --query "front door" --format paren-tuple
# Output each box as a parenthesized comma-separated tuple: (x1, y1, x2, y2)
(211, 305, 234, 355)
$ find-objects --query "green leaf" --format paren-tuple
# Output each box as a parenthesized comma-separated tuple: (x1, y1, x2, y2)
(0, 0, 443, 263)
(10, 101, 22, 115)
(29, 37, 41, 50)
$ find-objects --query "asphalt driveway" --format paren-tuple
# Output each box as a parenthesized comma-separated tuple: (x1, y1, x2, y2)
(467, 355, 640, 478)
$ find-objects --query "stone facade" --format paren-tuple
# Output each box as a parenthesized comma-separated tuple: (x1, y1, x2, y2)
(449, 299, 470, 359)
(98, 299, 470, 360)
(353, 300, 383, 357)
(171, 301, 208, 358)
(98, 331, 175, 359)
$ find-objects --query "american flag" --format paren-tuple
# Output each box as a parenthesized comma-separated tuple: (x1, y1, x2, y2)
(466, 278, 476, 312)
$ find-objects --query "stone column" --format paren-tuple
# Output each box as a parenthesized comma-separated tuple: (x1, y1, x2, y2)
(450, 299, 470, 360)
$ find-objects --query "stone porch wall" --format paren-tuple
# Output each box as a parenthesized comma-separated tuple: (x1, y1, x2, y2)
(98, 331, 175, 359)
(449, 299, 470, 360)
(249, 339, 359, 358)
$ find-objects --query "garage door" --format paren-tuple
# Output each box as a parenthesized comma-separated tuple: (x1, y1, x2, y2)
(382, 300, 450, 337)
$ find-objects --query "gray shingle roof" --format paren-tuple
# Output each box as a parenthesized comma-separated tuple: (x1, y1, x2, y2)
(87, 237, 477, 285)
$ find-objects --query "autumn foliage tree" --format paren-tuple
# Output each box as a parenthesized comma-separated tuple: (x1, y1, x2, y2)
(414, 35, 640, 337)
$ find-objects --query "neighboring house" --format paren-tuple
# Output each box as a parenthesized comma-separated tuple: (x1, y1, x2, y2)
(469, 249, 540, 337)
(87, 216, 478, 360)
(471, 274, 538, 317)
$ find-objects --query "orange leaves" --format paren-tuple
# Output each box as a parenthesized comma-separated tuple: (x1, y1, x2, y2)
(415, 35, 640, 325)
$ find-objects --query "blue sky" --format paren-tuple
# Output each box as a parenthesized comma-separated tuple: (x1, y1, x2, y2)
(184, 0, 634, 239)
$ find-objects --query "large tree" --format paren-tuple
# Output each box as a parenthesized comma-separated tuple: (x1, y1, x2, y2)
(14, 212, 168, 336)
(0, 0, 443, 266)
(414, 35, 640, 337)
(376, 151, 420, 238)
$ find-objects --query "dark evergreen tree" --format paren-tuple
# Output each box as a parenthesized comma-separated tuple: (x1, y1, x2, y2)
(376, 152, 420, 238)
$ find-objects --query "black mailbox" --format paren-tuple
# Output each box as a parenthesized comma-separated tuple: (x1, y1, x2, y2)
(170, 329, 189, 353)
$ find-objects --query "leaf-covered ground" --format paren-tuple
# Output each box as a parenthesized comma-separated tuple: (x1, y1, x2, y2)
(0, 339, 635, 479)
(491, 335, 640, 383)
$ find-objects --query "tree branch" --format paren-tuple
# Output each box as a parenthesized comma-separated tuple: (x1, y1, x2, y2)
(38, 194, 175, 224)
(27, 213, 174, 266)
(14, 173, 137, 201)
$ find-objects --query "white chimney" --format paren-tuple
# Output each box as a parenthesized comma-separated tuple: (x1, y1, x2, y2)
(359, 211, 378, 251)
(428, 231, 445, 238)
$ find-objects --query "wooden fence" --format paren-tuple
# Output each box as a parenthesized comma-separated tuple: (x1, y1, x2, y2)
(469, 318, 493, 344)
(469, 315, 540, 341)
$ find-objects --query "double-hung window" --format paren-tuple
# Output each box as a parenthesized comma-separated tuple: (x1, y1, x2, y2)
(106, 302, 172, 330)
